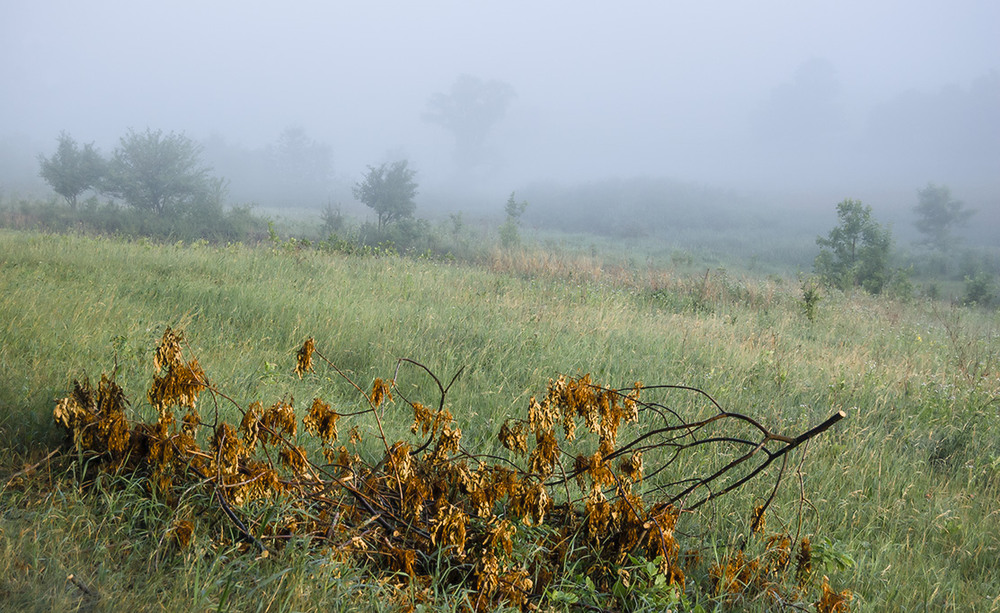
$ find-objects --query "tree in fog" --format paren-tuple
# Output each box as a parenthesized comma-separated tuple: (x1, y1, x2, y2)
(423, 74, 515, 170)
(752, 58, 845, 153)
(37, 132, 105, 209)
(270, 126, 333, 194)
(105, 128, 224, 214)
(867, 71, 1000, 172)
(815, 199, 892, 294)
(913, 183, 973, 251)
(353, 160, 417, 231)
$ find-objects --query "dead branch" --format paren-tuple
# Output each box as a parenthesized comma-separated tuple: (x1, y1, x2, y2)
(50, 331, 849, 611)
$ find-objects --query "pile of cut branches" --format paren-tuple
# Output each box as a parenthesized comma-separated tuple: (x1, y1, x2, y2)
(53, 328, 850, 611)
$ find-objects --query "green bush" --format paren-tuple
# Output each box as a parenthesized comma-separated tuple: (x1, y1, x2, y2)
(0, 198, 265, 243)
(963, 271, 995, 307)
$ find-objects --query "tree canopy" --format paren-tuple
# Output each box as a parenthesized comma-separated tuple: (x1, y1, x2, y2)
(270, 126, 333, 194)
(104, 128, 224, 214)
(913, 183, 973, 251)
(423, 75, 515, 170)
(352, 160, 418, 231)
(815, 198, 893, 294)
(37, 132, 105, 209)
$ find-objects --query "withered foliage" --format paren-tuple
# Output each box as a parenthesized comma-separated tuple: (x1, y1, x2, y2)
(370, 377, 392, 407)
(149, 328, 207, 412)
(54, 374, 130, 462)
(52, 331, 849, 611)
(706, 531, 817, 607)
(295, 337, 315, 378)
(170, 519, 195, 549)
(303, 397, 339, 444)
(816, 575, 853, 613)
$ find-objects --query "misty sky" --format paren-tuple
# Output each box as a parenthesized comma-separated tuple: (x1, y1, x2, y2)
(3, 0, 998, 198)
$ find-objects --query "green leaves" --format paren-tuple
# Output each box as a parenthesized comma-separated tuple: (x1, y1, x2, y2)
(815, 198, 892, 294)
(37, 131, 105, 209)
(104, 128, 223, 215)
(352, 160, 418, 231)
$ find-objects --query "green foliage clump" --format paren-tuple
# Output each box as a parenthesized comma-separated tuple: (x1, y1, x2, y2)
(37, 132, 105, 210)
(800, 277, 822, 321)
(815, 198, 892, 294)
(104, 128, 226, 215)
(29, 128, 260, 242)
(352, 160, 418, 232)
(499, 191, 528, 249)
(963, 270, 995, 307)
(1, 196, 262, 243)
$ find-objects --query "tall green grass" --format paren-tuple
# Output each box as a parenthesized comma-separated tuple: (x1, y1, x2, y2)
(1, 229, 998, 611)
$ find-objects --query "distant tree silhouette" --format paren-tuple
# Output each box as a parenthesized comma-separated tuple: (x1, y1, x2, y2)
(913, 183, 973, 251)
(423, 75, 515, 172)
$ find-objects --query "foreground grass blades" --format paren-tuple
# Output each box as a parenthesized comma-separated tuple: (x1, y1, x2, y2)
(1, 229, 999, 611)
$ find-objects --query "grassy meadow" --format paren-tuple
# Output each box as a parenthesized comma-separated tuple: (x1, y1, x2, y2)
(1, 228, 998, 611)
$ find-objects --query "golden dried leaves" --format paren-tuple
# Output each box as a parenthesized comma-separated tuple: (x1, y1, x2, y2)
(295, 337, 315, 378)
(497, 419, 528, 454)
(751, 503, 767, 534)
(303, 397, 339, 444)
(816, 575, 852, 613)
(371, 378, 393, 407)
(148, 329, 207, 411)
(796, 537, 813, 585)
(153, 327, 184, 373)
(210, 423, 246, 475)
(259, 399, 297, 444)
(430, 503, 467, 556)
(49, 330, 844, 611)
(53, 375, 130, 459)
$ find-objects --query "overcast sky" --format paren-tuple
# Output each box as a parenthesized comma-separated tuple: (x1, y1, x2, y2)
(2, 0, 998, 198)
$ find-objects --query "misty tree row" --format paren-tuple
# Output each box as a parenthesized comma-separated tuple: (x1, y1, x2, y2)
(38, 129, 224, 214)
(38, 74, 516, 216)
(814, 186, 975, 296)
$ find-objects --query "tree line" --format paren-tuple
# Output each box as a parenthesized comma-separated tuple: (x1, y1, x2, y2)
(813, 184, 978, 298)
(37, 129, 419, 234)
(38, 129, 225, 214)
(34, 125, 987, 303)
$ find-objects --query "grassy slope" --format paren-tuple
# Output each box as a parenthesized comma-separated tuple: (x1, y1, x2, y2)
(1, 229, 998, 611)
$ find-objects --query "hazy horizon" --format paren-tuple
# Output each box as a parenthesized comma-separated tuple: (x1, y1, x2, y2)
(3, 1, 998, 217)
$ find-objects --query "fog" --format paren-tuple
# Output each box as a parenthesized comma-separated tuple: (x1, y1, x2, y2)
(2, 1, 998, 226)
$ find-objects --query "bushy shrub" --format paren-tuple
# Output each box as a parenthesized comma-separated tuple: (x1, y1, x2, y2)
(963, 271, 995, 307)
(0, 198, 264, 243)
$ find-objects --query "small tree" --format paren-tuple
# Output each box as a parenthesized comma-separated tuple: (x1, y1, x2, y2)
(499, 192, 528, 248)
(815, 198, 892, 294)
(913, 183, 973, 251)
(38, 132, 105, 209)
(105, 128, 221, 214)
(352, 160, 418, 231)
